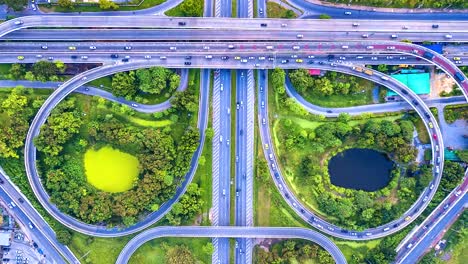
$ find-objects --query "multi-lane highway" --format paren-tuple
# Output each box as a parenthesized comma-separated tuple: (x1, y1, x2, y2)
(258, 62, 448, 240)
(397, 175, 468, 263)
(115, 226, 347, 264)
(211, 0, 232, 262)
(5, 27, 468, 42)
(234, 0, 254, 263)
(0, 168, 79, 264)
(4, 16, 468, 35)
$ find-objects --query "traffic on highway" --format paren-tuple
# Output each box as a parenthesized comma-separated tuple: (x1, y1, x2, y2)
(0, 5, 467, 264)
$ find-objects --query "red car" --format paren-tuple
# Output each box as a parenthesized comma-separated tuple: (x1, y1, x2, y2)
(433, 134, 438, 140)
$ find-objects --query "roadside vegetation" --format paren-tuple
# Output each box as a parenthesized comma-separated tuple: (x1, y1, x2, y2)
(107, 66, 181, 104)
(165, 0, 203, 17)
(6, 61, 71, 82)
(266, 2, 298, 18)
(288, 69, 374, 107)
(269, 68, 433, 230)
(323, 0, 468, 9)
(254, 239, 333, 263)
(130, 238, 213, 264)
(39, 0, 166, 12)
(444, 104, 468, 124)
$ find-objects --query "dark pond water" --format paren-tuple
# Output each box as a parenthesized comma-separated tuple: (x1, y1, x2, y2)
(328, 148, 394, 192)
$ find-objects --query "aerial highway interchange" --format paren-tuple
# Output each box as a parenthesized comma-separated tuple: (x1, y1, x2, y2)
(0, 0, 467, 263)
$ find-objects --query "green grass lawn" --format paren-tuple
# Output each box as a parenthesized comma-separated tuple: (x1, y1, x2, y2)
(266, 2, 298, 18)
(129, 237, 211, 264)
(39, 0, 166, 13)
(165, 0, 204, 17)
(89, 76, 112, 89)
(0, 64, 12, 79)
(128, 116, 173, 127)
(334, 239, 381, 261)
(84, 146, 139, 193)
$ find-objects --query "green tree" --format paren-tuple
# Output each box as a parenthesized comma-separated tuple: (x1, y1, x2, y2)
(202, 242, 214, 255)
(9, 64, 26, 80)
(111, 71, 137, 98)
(377, 64, 388, 72)
(289, 69, 310, 93)
(178, 0, 203, 17)
(32, 61, 60, 82)
(165, 245, 195, 264)
(57, 0, 75, 9)
(271, 68, 286, 94)
(56, 229, 72, 245)
(0, 0, 27, 11)
(99, 0, 119, 10)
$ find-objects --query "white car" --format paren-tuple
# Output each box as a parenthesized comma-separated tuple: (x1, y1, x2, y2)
(344, 11, 351, 15)
(89, 46, 97, 50)
(144, 55, 151, 59)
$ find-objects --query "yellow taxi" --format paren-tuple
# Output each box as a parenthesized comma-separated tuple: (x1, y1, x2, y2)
(429, 122, 433, 128)
(17, 56, 24, 60)
(68, 46, 76, 50)
(264, 144, 269, 150)
(234, 56, 241, 60)
(453, 57, 461, 61)
(296, 59, 303, 63)
(404, 216, 411, 221)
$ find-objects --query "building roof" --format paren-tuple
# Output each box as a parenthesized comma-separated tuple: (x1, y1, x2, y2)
(386, 73, 431, 96)
(0, 231, 11, 246)
(308, 69, 321, 75)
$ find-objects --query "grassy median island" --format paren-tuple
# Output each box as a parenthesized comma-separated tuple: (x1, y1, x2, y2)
(32, 69, 202, 227)
(84, 146, 139, 193)
(268, 69, 432, 231)
(288, 69, 375, 107)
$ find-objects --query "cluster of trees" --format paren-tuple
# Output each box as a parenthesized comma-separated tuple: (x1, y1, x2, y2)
(444, 105, 468, 124)
(255, 240, 333, 264)
(289, 69, 369, 96)
(57, 0, 118, 10)
(277, 116, 423, 229)
(175, 0, 203, 16)
(35, 98, 83, 158)
(160, 241, 212, 264)
(455, 150, 468, 163)
(0, 0, 27, 11)
(9, 61, 66, 82)
(36, 96, 200, 225)
(111, 67, 180, 100)
(280, 115, 416, 163)
(325, 0, 468, 8)
(0, 87, 34, 158)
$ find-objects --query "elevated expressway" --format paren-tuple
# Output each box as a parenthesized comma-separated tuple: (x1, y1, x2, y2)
(115, 226, 347, 264)
(2, 16, 468, 42)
